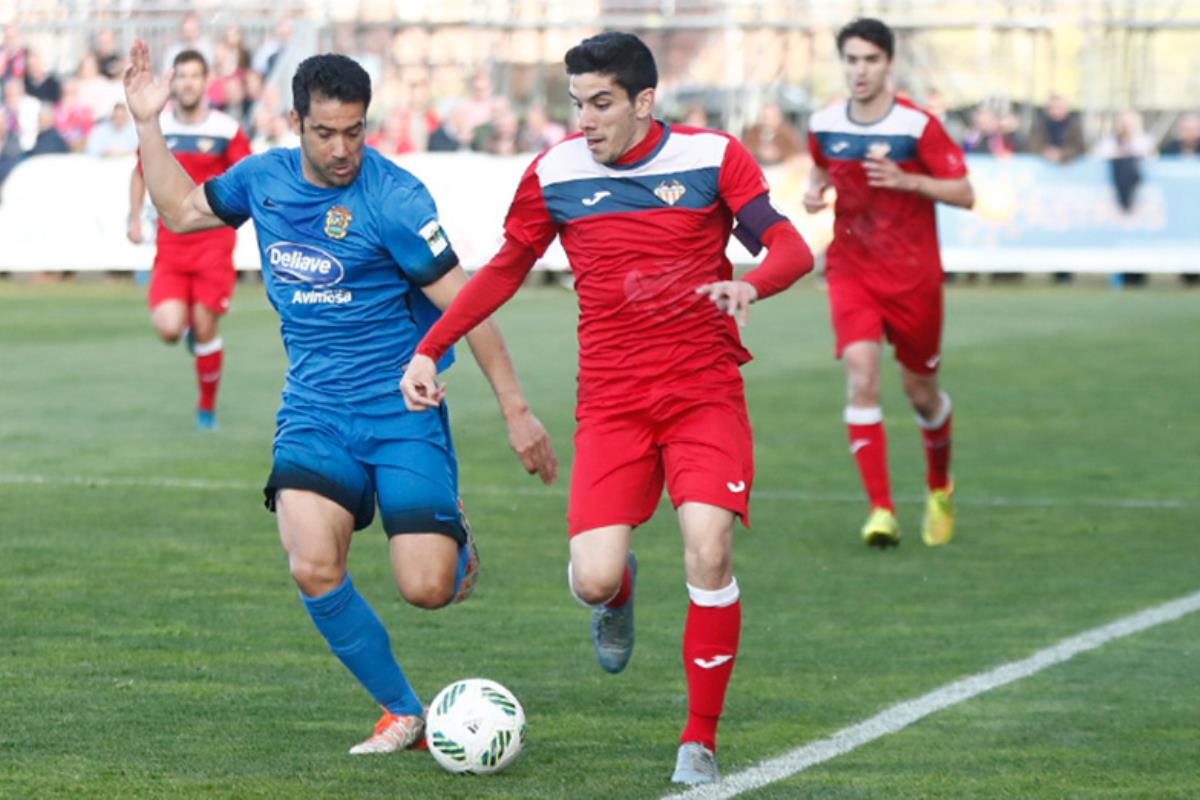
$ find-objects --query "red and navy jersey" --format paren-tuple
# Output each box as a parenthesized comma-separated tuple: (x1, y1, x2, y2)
(808, 97, 966, 292)
(504, 123, 769, 401)
(140, 108, 251, 266)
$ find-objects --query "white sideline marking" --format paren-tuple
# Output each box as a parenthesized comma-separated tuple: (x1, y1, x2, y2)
(0, 474, 1193, 511)
(662, 589, 1200, 800)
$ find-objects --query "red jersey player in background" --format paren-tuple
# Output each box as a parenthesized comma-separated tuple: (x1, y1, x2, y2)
(805, 18, 974, 548)
(127, 49, 251, 430)
(399, 32, 812, 785)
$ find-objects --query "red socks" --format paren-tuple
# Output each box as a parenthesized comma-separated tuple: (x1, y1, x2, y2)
(680, 579, 741, 752)
(193, 336, 223, 413)
(844, 406, 892, 511)
(606, 563, 633, 609)
(918, 392, 953, 491)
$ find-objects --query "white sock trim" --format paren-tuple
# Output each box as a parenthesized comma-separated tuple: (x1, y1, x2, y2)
(687, 577, 740, 608)
(193, 336, 224, 357)
(844, 405, 883, 426)
(916, 391, 952, 430)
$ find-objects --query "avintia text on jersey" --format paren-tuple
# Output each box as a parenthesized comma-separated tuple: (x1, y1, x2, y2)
(266, 242, 346, 288)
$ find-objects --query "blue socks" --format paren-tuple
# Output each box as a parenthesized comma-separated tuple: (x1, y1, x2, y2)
(302, 575, 423, 716)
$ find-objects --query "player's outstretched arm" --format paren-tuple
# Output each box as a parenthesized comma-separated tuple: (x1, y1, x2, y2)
(415, 265, 558, 485)
(123, 39, 226, 234)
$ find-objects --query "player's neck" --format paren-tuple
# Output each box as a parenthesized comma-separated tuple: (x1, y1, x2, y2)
(849, 92, 894, 125)
(173, 104, 208, 126)
(614, 119, 662, 166)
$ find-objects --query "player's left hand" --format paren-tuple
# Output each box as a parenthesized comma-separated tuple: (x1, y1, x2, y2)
(399, 354, 445, 411)
(505, 409, 558, 484)
(864, 156, 916, 192)
(694, 280, 759, 327)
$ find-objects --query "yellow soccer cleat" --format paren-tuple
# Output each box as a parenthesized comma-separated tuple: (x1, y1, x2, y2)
(861, 507, 900, 548)
(922, 483, 955, 546)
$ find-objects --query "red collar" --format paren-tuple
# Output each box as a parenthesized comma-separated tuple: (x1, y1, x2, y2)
(614, 120, 663, 166)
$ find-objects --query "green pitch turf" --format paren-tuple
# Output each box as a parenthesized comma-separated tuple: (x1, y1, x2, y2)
(1, 278, 1197, 799)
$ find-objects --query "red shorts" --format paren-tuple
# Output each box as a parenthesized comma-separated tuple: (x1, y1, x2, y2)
(567, 377, 755, 537)
(827, 275, 943, 374)
(147, 252, 237, 315)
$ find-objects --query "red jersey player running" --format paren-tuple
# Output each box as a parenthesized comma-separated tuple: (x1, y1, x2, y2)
(805, 18, 974, 547)
(127, 49, 251, 430)
(400, 32, 813, 785)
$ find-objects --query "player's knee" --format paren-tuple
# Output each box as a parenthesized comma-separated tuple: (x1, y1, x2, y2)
(154, 321, 185, 343)
(570, 562, 622, 606)
(289, 555, 344, 597)
(684, 538, 731, 581)
(399, 575, 454, 609)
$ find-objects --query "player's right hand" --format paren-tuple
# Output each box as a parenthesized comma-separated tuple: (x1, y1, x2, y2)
(126, 218, 143, 244)
(123, 39, 173, 124)
(803, 184, 829, 213)
(399, 354, 445, 411)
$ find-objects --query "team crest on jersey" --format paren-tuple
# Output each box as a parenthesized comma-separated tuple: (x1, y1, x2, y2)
(653, 179, 687, 206)
(196, 137, 214, 154)
(324, 205, 353, 240)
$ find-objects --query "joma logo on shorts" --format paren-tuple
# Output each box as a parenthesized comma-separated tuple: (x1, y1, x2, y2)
(266, 242, 346, 288)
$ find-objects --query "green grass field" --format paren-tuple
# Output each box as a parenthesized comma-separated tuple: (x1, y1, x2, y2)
(1, 278, 1197, 799)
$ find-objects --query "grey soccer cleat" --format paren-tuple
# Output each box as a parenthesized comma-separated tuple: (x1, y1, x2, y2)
(590, 551, 637, 674)
(671, 741, 719, 784)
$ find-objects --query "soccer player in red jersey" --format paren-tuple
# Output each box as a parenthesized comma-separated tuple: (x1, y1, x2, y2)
(805, 18, 974, 548)
(399, 32, 813, 784)
(127, 49, 251, 430)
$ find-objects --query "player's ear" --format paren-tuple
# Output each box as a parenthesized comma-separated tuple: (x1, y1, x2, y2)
(289, 109, 302, 135)
(633, 87, 655, 121)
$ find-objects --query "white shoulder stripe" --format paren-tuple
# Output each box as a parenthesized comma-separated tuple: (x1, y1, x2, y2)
(537, 129, 729, 187)
(809, 101, 929, 139)
(159, 109, 242, 138)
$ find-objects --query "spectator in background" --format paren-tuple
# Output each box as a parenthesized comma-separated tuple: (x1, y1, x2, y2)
(470, 96, 511, 151)
(76, 52, 122, 121)
(741, 102, 803, 165)
(222, 25, 251, 72)
(428, 101, 469, 151)
(24, 51, 61, 105)
(1162, 112, 1200, 286)
(961, 105, 1016, 157)
(518, 104, 565, 152)
(162, 13, 213, 74)
(92, 28, 123, 80)
(461, 69, 497, 135)
(680, 103, 708, 127)
(1161, 111, 1199, 157)
(85, 101, 137, 157)
(4, 77, 40, 152)
(1029, 94, 1086, 283)
(27, 104, 68, 157)
(54, 78, 94, 151)
(366, 109, 415, 155)
(1029, 93, 1085, 164)
(249, 106, 298, 151)
(482, 106, 520, 155)
(0, 110, 22, 191)
(251, 19, 292, 80)
(1095, 110, 1154, 287)
(0, 24, 26, 81)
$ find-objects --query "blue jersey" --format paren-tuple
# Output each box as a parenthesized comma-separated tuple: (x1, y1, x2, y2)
(204, 146, 456, 403)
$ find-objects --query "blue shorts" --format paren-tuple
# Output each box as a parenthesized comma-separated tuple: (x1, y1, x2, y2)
(263, 392, 465, 542)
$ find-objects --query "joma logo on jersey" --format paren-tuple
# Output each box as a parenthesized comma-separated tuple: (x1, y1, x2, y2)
(653, 179, 686, 206)
(324, 205, 353, 239)
(266, 242, 346, 288)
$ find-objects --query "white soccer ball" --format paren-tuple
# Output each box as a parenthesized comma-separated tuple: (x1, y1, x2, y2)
(425, 678, 526, 774)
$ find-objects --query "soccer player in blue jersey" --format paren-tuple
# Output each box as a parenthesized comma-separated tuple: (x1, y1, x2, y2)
(123, 40, 558, 754)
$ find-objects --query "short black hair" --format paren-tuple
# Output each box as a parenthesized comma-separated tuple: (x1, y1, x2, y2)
(836, 18, 894, 60)
(172, 49, 208, 75)
(292, 53, 371, 122)
(564, 31, 657, 101)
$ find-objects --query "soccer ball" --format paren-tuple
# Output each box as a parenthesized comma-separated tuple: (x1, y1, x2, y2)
(425, 678, 526, 774)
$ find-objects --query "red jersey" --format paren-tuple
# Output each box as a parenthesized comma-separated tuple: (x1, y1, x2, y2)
(140, 108, 251, 266)
(504, 122, 770, 402)
(808, 97, 966, 293)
